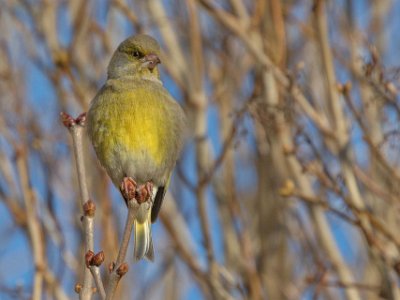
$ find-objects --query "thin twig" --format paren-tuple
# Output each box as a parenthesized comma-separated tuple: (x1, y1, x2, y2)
(105, 202, 136, 300)
(61, 112, 104, 300)
(89, 267, 106, 299)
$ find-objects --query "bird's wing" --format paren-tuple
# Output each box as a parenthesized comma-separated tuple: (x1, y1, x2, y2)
(151, 174, 171, 222)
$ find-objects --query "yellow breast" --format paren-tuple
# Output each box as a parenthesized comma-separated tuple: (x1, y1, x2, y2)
(88, 83, 170, 168)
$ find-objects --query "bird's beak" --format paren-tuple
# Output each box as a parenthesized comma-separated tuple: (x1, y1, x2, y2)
(141, 53, 161, 71)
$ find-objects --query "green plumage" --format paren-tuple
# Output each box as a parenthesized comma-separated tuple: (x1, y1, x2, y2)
(87, 34, 185, 261)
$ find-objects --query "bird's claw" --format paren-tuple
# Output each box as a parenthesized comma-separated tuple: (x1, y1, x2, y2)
(120, 178, 153, 205)
(135, 181, 153, 204)
(120, 177, 137, 202)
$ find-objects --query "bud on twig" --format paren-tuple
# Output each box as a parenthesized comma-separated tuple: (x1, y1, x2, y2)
(53, 49, 69, 69)
(279, 179, 295, 197)
(74, 283, 82, 293)
(85, 250, 95, 268)
(83, 200, 96, 217)
(109, 262, 116, 273)
(76, 112, 87, 126)
(116, 263, 129, 277)
(60, 112, 87, 128)
(92, 251, 105, 267)
(343, 82, 352, 94)
(60, 112, 76, 128)
(282, 144, 295, 155)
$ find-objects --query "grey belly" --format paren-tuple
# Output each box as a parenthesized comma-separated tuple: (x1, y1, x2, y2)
(102, 144, 169, 188)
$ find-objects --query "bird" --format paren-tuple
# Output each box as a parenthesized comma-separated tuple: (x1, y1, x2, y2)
(87, 34, 186, 261)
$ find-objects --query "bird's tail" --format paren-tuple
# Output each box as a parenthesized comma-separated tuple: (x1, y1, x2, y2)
(134, 217, 154, 261)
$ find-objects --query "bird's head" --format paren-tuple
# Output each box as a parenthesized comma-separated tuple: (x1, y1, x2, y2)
(107, 34, 162, 81)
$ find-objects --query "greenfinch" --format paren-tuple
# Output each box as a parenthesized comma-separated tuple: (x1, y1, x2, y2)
(87, 34, 186, 261)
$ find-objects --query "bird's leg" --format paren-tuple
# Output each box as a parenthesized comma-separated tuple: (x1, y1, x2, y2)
(120, 177, 137, 203)
(135, 181, 154, 204)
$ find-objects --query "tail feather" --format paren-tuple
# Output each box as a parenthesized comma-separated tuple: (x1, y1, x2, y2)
(134, 218, 154, 261)
(146, 236, 154, 261)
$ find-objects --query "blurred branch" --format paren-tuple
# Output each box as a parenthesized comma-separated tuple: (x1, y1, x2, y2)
(16, 149, 45, 300)
(2, 1, 400, 299)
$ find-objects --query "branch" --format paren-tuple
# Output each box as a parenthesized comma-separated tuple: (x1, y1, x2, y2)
(104, 201, 135, 300)
(15, 149, 45, 300)
(61, 112, 104, 300)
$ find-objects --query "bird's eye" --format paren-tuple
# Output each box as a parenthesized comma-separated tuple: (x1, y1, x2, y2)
(132, 50, 141, 58)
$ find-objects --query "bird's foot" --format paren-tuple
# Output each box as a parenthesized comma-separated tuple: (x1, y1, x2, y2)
(120, 178, 153, 205)
(120, 177, 137, 202)
(135, 181, 154, 204)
